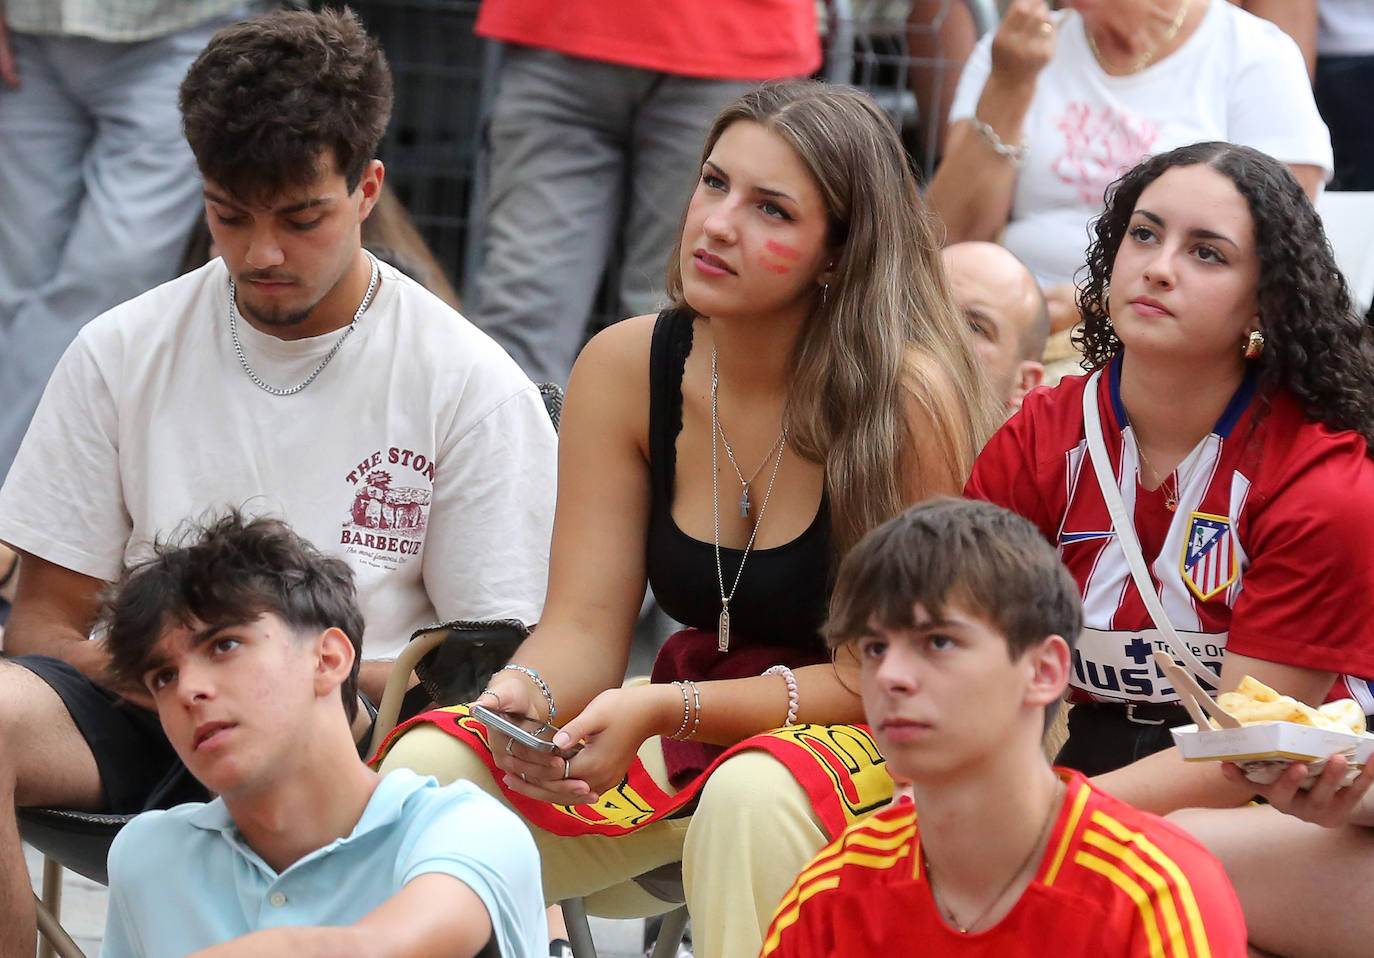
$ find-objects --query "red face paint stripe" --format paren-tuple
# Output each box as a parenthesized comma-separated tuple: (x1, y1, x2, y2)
(765, 240, 802, 260)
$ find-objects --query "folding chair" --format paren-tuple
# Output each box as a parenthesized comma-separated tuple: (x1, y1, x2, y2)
(21, 807, 128, 958)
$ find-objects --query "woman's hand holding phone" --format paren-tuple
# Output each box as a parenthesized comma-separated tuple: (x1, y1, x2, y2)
(542, 683, 681, 803)
(474, 682, 594, 805)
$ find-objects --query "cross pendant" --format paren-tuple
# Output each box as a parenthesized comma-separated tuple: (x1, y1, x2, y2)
(738, 488, 750, 518)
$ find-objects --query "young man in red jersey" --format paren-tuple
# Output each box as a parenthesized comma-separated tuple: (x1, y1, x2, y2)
(761, 497, 1246, 957)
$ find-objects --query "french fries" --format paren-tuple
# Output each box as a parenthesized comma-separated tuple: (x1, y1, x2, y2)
(1215, 675, 1367, 734)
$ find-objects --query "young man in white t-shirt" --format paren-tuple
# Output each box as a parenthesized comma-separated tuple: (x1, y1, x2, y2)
(0, 10, 557, 957)
(97, 512, 546, 958)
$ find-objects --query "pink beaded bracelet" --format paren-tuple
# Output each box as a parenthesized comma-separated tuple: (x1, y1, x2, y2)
(763, 665, 799, 727)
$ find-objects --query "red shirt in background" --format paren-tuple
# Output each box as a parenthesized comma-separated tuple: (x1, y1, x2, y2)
(475, 0, 822, 80)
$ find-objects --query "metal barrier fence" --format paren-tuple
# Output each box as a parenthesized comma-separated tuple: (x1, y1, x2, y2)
(346, 0, 997, 307)
(346, 0, 491, 298)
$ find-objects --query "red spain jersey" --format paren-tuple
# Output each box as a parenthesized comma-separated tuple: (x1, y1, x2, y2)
(966, 358, 1374, 711)
(761, 770, 1246, 958)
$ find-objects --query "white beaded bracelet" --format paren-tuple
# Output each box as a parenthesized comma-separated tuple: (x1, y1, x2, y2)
(763, 665, 800, 727)
(970, 116, 1027, 166)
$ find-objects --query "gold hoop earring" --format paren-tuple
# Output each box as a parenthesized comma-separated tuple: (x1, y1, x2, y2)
(1243, 330, 1265, 360)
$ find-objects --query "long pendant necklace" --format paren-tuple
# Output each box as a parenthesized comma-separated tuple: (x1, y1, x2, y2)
(1086, 0, 1190, 74)
(923, 779, 1064, 935)
(717, 417, 786, 518)
(228, 251, 379, 397)
(712, 345, 786, 653)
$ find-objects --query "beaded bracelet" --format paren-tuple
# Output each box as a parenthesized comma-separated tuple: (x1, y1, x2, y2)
(670, 681, 692, 740)
(499, 664, 556, 727)
(763, 665, 800, 727)
(683, 679, 702, 741)
(970, 116, 1027, 166)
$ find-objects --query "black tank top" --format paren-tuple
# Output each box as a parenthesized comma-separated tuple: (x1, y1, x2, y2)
(645, 309, 832, 651)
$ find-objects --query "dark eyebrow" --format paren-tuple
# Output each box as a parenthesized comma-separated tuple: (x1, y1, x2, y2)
(203, 190, 333, 216)
(139, 620, 247, 678)
(912, 617, 961, 631)
(1133, 208, 1239, 250)
(701, 160, 797, 203)
(274, 197, 333, 216)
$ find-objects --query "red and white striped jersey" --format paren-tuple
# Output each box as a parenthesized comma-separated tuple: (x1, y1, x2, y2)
(967, 358, 1374, 710)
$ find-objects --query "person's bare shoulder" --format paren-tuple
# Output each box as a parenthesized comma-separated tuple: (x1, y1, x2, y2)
(565, 313, 662, 449)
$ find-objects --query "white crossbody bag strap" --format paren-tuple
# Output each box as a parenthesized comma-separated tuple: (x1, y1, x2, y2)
(1082, 372, 1223, 687)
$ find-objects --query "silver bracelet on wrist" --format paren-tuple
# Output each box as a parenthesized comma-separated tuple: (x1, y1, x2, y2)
(970, 116, 1027, 165)
(669, 681, 692, 740)
(684, 680, 701, 741)
(499, 664, 556, 727)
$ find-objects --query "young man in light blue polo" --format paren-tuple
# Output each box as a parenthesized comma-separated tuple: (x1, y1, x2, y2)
(97, 513, 546, 958)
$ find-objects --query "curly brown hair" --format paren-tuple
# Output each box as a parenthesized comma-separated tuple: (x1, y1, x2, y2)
(104, 510, 364, 722)
(179, 7, 393, 204)
(1074, 141, 1374, 454)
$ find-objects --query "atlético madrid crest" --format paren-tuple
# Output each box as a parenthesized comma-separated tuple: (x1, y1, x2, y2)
(1181, 511, 1238, 601)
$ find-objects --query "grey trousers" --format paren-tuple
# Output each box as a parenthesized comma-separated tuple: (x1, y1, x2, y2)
(470, 47, 758, 385)
(0, 16, 235, 480)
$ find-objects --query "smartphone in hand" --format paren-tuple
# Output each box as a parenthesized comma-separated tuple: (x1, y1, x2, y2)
(471, 704, 582, 758)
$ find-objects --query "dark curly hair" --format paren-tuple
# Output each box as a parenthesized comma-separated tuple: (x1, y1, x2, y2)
(179, 7, 393, 204)
(1074, 141, 1374, 455)
(103, 511, 365, 722)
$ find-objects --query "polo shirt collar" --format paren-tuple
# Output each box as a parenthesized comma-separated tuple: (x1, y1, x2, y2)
(183, 769, 436, 871)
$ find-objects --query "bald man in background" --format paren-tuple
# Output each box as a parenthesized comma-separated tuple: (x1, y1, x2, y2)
(942, 241, 1050, 413)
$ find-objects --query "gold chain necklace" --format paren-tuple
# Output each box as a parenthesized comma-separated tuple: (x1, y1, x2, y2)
(1134, 442, 1180, 512)
(1086, 0, 1191, 74)
(923, 779, 1064, 935)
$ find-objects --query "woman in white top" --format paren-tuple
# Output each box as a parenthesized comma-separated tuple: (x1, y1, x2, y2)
(927, 0, 1331, 328)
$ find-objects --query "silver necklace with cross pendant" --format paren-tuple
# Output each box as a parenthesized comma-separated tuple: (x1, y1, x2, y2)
(715, 417, 786, 518)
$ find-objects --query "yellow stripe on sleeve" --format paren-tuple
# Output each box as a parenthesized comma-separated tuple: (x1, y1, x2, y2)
(1082, 829, 1187, 958)
(790, 824, 914, 889)
(762, 874, 842, 956)
(1075, 849, 1168, 958)
(1091, 812, 1212, 958)
(1044, 779, 1092, 885)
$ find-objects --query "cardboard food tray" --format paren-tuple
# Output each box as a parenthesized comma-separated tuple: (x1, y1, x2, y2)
(1170, 722, 1374, 786)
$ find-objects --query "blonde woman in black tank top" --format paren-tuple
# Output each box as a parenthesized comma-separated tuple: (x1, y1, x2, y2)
(377, 80, 999, 958)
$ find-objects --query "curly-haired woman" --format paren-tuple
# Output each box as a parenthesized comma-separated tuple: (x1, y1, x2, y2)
(374, 80, 998, 958)
(968, 140, 1374, 956)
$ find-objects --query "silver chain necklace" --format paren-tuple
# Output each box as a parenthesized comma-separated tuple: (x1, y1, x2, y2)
(712, 345, 786, 653)
(717, 416, 786, 518)
(228, 252, 379, 397)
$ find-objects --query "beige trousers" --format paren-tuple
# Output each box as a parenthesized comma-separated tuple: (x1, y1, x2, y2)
(379, 726, 831, 958)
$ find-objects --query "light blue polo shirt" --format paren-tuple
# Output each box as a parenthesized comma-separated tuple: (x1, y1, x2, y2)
(99, 769, 546, 958)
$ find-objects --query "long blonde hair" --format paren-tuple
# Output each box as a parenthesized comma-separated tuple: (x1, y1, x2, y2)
(666, 81, 999, 558)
